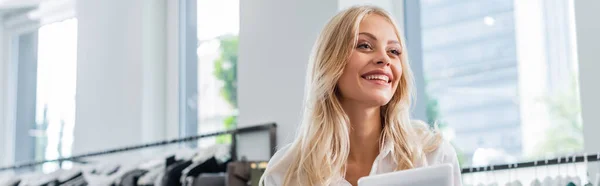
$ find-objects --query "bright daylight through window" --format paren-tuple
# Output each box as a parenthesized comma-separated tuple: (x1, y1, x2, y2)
(195, 0, 239, 147)
(33, 18, 78, 173)
(417, 0, 582, 167)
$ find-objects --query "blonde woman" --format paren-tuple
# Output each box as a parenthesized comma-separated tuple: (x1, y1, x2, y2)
(260, 5, 462, 186)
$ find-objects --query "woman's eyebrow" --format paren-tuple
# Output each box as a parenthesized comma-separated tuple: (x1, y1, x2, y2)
(359, 32, 400, 45)
(359, 32, 377, 41)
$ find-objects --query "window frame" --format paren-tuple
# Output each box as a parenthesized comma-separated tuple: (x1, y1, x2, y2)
(178, 0, 199, 140)
(402, 1, 429, 122)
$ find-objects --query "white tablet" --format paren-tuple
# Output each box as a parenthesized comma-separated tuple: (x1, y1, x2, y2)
(357, 163, 454, 186)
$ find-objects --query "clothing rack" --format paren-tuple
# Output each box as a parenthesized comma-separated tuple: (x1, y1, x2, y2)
(461, 153, 600, 174)
(0, 122, 277, 172)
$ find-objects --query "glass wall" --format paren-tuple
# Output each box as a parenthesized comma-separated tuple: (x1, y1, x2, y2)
(412, 0, 582, 167)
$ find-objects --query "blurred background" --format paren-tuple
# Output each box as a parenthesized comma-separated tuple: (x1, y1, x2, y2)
(0, 0, 598, 185)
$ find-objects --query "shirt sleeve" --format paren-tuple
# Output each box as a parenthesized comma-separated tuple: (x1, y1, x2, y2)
(262, 173, 279, 186)
(441, 141, 463, 186)
(260, 144, 292, 186)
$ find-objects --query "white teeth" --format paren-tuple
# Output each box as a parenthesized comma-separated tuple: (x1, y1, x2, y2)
(365, 75, 389, 82)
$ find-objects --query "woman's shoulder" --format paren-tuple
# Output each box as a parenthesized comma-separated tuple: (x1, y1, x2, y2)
(267, 143, 293, 169)
(262, 143, 294, 185)
(424, 140, 464, 186)
(425, 140, 458, 164)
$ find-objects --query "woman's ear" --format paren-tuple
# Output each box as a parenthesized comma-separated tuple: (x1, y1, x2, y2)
(333, 86, 342, 97)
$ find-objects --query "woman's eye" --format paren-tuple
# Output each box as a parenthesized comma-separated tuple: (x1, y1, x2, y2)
(389, 49, 401, 56)
(357, 43, 372, 49)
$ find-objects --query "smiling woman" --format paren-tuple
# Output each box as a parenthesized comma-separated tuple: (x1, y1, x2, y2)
(259, 5, 462, 186)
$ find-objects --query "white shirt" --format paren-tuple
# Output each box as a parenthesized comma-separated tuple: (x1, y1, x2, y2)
(262, 140, 463, 186)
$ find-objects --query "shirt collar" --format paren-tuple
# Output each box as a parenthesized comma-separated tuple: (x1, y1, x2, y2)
(380, 135, 394, 158)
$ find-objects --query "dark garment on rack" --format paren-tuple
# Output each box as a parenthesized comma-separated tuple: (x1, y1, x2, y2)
(182, 157, 230, 186)
(59, 171, 84, 185)
(250, 167, 266, 186)
(160, 160, 192, 186)
(192, 173, 226, 186)
(40, 179, 60, 186)
(118, 169, 148, 186)
(227, 161, 251, 186)
(180, 157, 228, 185)
(3, 178, 20, 186)
(60, 175, 87, 186)
(137, 166, 163, 186)
(90, 165, 120, 176)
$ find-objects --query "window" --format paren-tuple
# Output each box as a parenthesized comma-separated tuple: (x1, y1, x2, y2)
(34, 18, 78, 172)
(9, 18, 77, 173)
(181, 0, 239, 146)
(407, 0, 582, 167)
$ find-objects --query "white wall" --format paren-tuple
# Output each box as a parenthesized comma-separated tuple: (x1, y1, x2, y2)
(72, 0, 174, 157)
(337, 0, 405, 29)
(237, 0, 339, 160)
(574, 0, 600, 179)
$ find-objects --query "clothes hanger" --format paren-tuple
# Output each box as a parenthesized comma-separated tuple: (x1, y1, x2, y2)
(542, 157, 554, 186)
(563, 156, 570, 186)
(530, 160, 541, 186)
(490, 165, 499, 186)
(571, 154, 582, 186)
(477, 166, 486, 186)
(595, 153, 600, 186)
(583, 153, 593, 186)
(565, 155, 577, 186)
(564, 155, 575, 186)
(478, 166, 487, 186)
(556, 156, 565, 186)
(466, 167, 474, 186)
(505, 164, 512, 186)
(484, 165, 499, 186)
(512, 164, 523, 186)
(561, 155, 571, 186)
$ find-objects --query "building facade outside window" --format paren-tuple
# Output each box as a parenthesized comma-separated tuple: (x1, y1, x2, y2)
(413, 0, 582, 167)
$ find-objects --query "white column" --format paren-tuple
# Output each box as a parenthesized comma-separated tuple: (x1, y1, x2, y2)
(237, 0, 339, 160)
(0, 16, 17, 169)
(141, 0, 168, 146)
(165, 0, 181, 140)
(0, 15, 7, 167)
(574, 0, 600, 179)
(72, 0, 171, 158)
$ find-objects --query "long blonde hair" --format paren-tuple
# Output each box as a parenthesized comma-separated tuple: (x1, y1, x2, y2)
(262, 5, 442, 185)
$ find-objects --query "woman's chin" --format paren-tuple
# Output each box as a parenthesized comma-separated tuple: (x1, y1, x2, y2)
(365, 96, 393, 107)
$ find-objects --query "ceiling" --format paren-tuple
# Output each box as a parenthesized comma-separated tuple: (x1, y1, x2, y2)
(0, 0, 42, 15)
(0, 0, 43, 9)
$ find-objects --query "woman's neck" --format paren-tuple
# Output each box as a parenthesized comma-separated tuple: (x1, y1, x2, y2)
(341, 100, 382, 164)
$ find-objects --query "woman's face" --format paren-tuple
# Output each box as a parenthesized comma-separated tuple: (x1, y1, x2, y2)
(337, 14, 403, 107)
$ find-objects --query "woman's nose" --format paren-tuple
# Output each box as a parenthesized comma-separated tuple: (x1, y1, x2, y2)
(376, 60, 391, 66)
